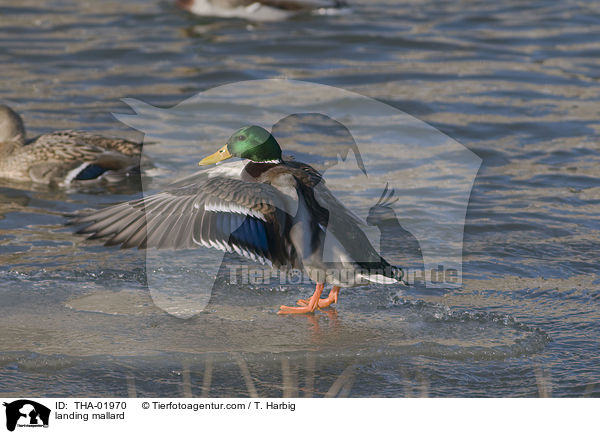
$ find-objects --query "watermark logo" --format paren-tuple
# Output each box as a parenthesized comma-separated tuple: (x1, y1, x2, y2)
(3, 400, 50, 432)
(110, 79, 480, 318)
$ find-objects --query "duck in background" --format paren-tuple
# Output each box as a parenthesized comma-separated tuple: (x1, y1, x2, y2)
(0, 105, 144, 188)
(176, 0, 349, 21)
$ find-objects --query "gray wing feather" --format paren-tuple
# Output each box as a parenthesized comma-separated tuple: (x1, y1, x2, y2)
(73, 172, 290, 267)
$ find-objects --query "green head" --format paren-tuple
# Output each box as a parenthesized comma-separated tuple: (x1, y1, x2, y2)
(199, 125, 282, 166)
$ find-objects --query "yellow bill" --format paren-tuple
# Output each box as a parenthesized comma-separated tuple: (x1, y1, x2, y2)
(198, 144, 232, 166)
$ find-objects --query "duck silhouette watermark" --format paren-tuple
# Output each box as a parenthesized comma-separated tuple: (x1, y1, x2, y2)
(76, 79, 480, 318)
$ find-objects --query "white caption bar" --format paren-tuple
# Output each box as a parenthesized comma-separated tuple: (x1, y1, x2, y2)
(0, 398, 595, 434)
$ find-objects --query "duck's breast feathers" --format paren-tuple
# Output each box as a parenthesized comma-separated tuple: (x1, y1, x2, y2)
(72, 164, 295, 267)
(265, 160, 322, 187)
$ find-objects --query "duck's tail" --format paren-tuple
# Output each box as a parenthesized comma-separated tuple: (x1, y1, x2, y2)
(357, 263, 407, 286)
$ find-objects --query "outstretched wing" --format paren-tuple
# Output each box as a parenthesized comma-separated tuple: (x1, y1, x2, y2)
(72, 163, 294, 267)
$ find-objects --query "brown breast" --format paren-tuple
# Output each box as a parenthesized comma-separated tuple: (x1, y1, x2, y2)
(241, 161, 280, 182)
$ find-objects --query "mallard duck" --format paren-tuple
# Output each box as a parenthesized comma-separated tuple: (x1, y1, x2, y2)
(0, 105, 143, 187)
(72, 125, 404, 314)
(177, 0, 348, 21)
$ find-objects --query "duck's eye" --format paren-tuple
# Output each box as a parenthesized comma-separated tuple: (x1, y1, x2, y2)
(237, 135, 245, 141)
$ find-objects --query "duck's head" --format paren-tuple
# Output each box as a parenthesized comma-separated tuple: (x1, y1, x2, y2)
(199, 125, 282, 166)
(0, 105, 25, 146)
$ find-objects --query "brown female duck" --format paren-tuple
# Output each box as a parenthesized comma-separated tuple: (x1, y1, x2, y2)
(0, 105, 142, 187)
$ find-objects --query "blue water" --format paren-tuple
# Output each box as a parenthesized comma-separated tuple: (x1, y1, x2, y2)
(0, 0, 599, 397)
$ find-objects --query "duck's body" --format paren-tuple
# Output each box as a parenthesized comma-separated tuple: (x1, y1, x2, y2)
(73, 126, 404, 314)
(177, 0, 347, 21)
(0, 105, 142, 187)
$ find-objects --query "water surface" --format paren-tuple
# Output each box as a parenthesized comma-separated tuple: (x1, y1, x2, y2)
(0, 0, 599, 397)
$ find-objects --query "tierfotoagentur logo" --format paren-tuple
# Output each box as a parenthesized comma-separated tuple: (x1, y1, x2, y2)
(3, 400, 50, 432)
(75, 79, 480, 318)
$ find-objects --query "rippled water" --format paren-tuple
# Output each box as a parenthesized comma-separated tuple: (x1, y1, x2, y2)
(1, 0, 599, 397)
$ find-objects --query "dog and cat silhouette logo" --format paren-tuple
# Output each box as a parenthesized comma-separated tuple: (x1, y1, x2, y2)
(3, 400, 50, 431)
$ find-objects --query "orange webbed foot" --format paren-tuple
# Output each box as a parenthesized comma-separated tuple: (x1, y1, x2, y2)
(296, 286, 340, 309)
(278, 304, 317, 314)
(277, 283, 325, 315)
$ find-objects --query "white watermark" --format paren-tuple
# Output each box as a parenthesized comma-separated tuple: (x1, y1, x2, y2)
(113, 79, 480, 318)
(226, 265, 459, 286)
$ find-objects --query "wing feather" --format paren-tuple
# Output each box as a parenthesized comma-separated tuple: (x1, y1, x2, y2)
(72, 163, 300, 266)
